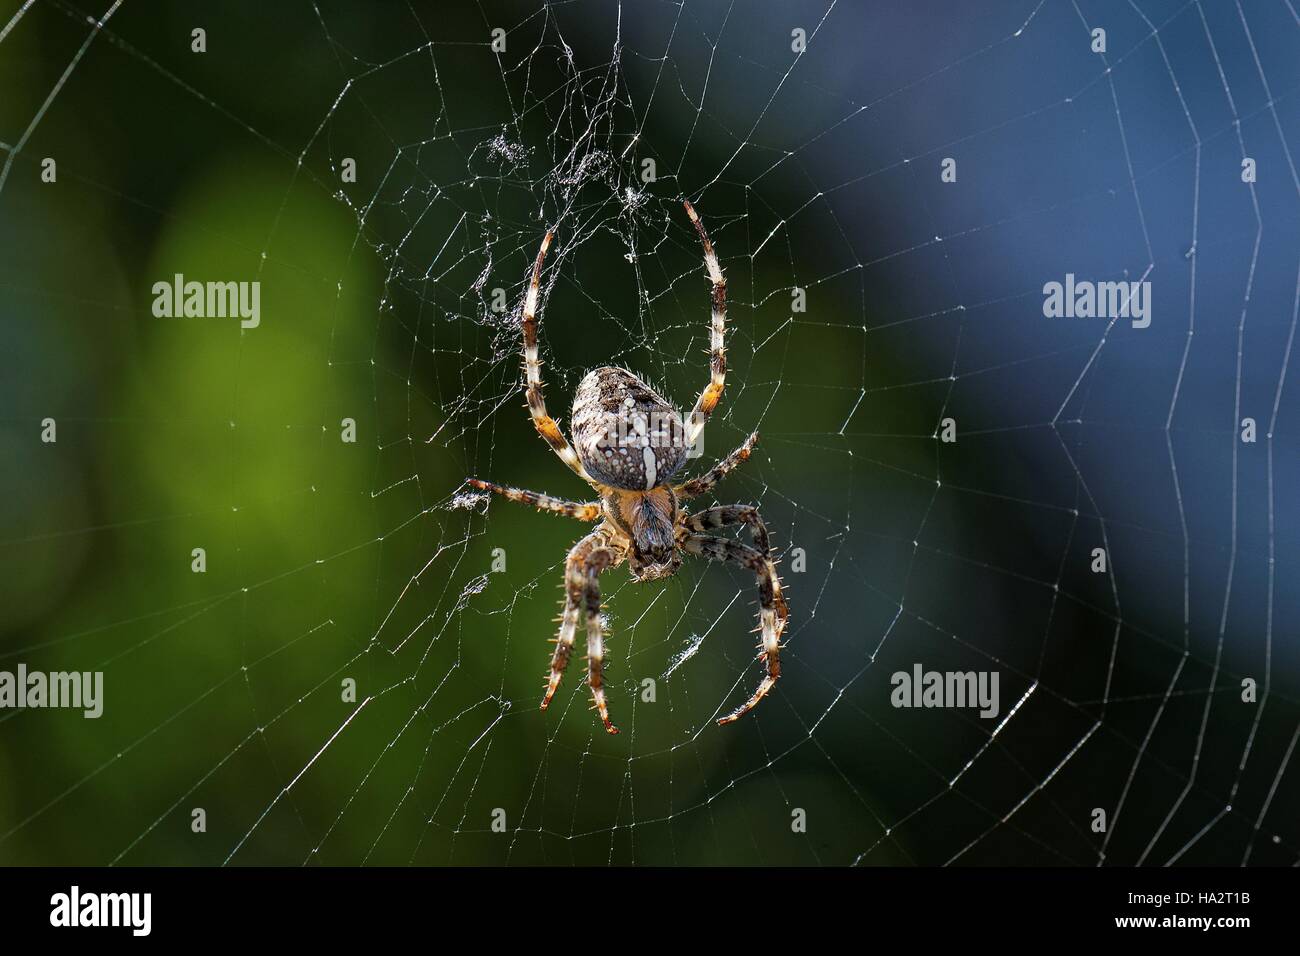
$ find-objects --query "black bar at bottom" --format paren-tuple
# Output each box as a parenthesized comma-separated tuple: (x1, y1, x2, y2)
(0, 866, 1287, 941)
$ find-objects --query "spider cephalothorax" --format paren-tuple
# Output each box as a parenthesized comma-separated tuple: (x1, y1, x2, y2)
(467, 201, 788, 734)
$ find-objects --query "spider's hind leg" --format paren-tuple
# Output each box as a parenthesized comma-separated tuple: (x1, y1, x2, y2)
(681, 533, 788, 725)
(683, 503, 771, 557)
(581, 552, 622, 734)
(542, 529, 625, 734)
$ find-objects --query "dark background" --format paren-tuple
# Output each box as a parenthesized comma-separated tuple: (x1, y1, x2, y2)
(0, 0, 1297, 865)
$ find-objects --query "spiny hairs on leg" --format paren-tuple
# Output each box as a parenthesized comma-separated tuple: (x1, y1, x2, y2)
(675, 431, 759, 500)
(542, 530, 623, 734)
(583, 569, 617, 734)
(519, 230, 594, 484)
(542, 532, 600, 715)
(681, 533, 788, 725)
(683, 503, 771, 557)
(543, 587, 581, 712)
(682, 200, 727, 450)
(466, 478, 600, 521)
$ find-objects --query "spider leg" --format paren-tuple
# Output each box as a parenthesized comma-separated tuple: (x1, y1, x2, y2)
(542, 529, 625, 734)
(520, 231, 596, 485)
(581, 546, 624, 735)
(674, 431, 758, 500)
(681, 533, 788, 725)
(682, 503, 771, 557)
(682, 200, 726, 450)
(543, 531, 609, 713)
(466, 479, 601, 521)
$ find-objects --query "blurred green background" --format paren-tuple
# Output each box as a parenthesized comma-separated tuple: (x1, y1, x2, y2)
(0, 0, 900, 865)
(1, 0, 1298, 866)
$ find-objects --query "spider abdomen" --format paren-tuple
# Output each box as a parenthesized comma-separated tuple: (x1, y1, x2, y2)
(571, 366, 687, 490)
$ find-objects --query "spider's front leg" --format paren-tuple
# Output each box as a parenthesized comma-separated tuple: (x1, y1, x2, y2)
(519, 231, 596, 485)
(681, 533, 788, 725)
(543, 529, 626, 734)
(682, 200, 727, 450)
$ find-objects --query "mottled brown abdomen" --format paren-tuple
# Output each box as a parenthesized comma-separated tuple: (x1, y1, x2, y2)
(571, 367, 687, 490)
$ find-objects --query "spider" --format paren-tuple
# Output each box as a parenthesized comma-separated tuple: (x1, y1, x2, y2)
(468, 201, 788, 734)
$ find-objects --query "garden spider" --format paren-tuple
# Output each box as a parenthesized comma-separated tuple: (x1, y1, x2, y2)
(468, 201, 788, 734)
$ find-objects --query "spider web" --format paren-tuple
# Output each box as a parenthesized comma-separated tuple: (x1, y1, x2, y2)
(1, 0, 1299, 867)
